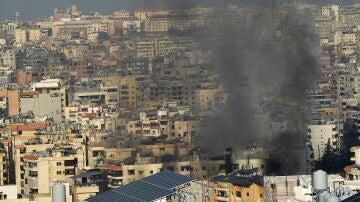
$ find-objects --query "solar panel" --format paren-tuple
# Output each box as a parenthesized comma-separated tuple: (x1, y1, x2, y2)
(141, 169, 194, 189)
(86, 170, 194, 202)
(342, 193, 360, 202)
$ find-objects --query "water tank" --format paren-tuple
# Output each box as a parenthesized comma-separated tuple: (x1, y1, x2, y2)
(312, 170, 328, 191)
(326, 195, 339, 202)
(52, 183, 66, 202)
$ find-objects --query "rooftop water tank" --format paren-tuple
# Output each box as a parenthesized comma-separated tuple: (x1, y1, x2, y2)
(52, 183, 66, 202)
(312, 170, 328, 191)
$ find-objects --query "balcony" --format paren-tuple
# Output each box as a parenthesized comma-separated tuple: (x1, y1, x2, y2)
(216, 196, 230, 201)
(29, 188, 38, 194)
(27, 180, 38, 188)
(28, 171, 38, 178)
(108, 170, 123, 178)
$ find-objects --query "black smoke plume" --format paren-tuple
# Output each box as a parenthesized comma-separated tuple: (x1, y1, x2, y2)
(133, 0, 320, 175)
(192, 4, 320, 175)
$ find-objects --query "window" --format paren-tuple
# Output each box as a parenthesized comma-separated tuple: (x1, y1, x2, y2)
(128, 170, 135, 175)
(56, 162, 62, 166)
(65, 169, 75, 175)
(57, 171, 62, 175)
(236, 191, 241, 197)
(246, 193, 249, 197)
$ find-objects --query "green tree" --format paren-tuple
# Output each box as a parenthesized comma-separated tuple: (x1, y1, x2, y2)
(316, 121, 360, 174)
(319, 139, 340, 173)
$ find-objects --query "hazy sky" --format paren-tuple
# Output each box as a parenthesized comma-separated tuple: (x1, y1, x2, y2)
(0, 0, 163, 20)
(0, 0, 357, 20)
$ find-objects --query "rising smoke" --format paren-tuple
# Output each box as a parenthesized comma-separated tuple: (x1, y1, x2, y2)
(131, 0, 320, 175)
(192, 3, 320, 174)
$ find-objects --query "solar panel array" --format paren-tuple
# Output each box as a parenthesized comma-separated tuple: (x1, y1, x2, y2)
(342, 193, 360, 202)
(141, 169, 194, 189)
(86, 170, 194, 202)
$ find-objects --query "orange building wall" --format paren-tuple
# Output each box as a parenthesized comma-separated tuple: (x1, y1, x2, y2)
(0, 90, 19, 116)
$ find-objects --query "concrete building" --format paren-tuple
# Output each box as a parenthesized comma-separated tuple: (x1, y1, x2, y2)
(0, 49, 16, 69)
(0, 149, 8, 185)
(113, 10, 130, 19)
(31, 79, 67, 118)
(194, 88, 227, 113)
(144, 18, 192, 32)
(321, 5, 340, 21)
(15, 69, 32, 84)
(20, 92, 62, 122)
(28, 29, 42, 42)
(209, 168, 263, 202)
(344, 146, 360, 180)
(307, 120, 343, 160)
(23, 146, 85, 196)
(0, 90, 19, 116)
(104, 163, 164, 188)
(334, 31, 356, 45)
(0, 185, 18, 200)
(122, 19, 141, 34)
(135, 7, 171, 20)
(264, 174, 345, 202)
(68, 171, 105, 201)
(15, 29, 27, 44)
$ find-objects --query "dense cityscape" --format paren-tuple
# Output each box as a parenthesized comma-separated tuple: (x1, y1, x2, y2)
(1, 1, 360, 202)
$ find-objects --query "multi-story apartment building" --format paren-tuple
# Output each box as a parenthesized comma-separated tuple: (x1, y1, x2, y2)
(105, 162, 164, 188)
(308, 119, 343, 160)
(334, 31, 357, 45)
(0, 149, 8, 185)
(144, 17, 192, 32)
(14, 29, 27, 44)
(209, 169, 263, 202)
(23, 146, 85, 196)
(194, 88, 227, 113)
(113, 10, 130, 19)
(68, 60, 96, 78)
(118, 76, 138, 109)
(135, 7, 171, 20)
(0, 48, 16, 69)
(20, 92, 62, 122)
(321, 5, 340, 21)
(31, 79, 67, 119)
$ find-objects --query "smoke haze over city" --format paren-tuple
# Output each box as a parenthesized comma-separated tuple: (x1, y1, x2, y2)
(0, 0, 359, 19)
(2, 0, 360, 201)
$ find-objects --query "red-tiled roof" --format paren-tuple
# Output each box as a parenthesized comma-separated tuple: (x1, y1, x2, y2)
(20, 91, 39, 96)
(85, 113, 96, 117)
(105, 164, 122, 171)
(23, 155, 38, 160)
(10, 123, 48, 131)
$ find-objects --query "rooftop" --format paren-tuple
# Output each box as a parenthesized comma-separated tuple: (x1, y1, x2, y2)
(87, 170, 194, 202)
